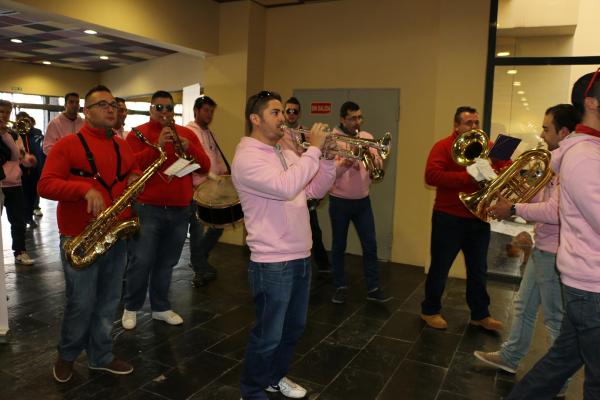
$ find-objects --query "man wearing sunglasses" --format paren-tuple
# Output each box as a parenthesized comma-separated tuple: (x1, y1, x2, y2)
(279, 97, 331, 273)
(186, 95, 229, 287)
(122, 91, 210, 330)
(43, 92, 84, 155)
(232, 90, 335, 399)
(506, 70, 600, 399)
(38, 85, 140, 382)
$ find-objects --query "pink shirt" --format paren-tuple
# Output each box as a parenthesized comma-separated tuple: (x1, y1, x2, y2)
(186, 121, 229, 186)
(1, 132, 23, 188)
(232, 136, 336, 262)
(43, 113, 84, 155)
(329, 127, 378, 199)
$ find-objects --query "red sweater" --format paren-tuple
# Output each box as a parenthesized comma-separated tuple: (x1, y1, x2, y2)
(425, 131, 509, 219)
(126, 119, 210, 206)
(38, 124, 141, 236)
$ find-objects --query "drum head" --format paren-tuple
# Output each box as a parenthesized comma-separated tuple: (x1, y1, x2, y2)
(193, 175, 240, 209)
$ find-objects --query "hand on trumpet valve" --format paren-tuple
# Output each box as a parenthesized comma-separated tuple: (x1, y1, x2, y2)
(308, 122, 329, 152)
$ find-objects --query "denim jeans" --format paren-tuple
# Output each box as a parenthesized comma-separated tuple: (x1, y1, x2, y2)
(329, 195, 379, 291)
(507, 285, 600, 399)
(500, 248, 564, 369)
(58, 237, 126, 367)
(124, 203, 191, 312)
(240, 258, 311, 400)
(188, 212, 223, 273)
(421, 211, 491, 320)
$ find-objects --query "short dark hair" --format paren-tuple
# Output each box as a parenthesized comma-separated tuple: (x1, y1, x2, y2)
(340, 101, 360, 118)
(194, 95, 217, 109)
(64, 92, 79, 102)
(115, 97, 126, 104)
(571, 70, 600, 114)
(245, 90, 282, 132)
(545, 104, 580, 133)
(84, 85, 112, 104)
(151, 90, 173, 103)
(16, 111, 29, 119)
(0, 100, 12, 110)
(454, 106, 478, 124)
(285, 96, 301, 111)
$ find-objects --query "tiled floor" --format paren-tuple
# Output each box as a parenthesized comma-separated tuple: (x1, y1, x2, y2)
(0, 199, 583, 399)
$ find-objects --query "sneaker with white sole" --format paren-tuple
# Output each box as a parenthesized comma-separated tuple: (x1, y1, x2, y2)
(15, 252, 34, 266)
(473, 350, 517, 374)
(266, 377, 307, 398)
(152, 310, 183, 325)
(33, 208, 43, 217)
(121, 309, 137, 330)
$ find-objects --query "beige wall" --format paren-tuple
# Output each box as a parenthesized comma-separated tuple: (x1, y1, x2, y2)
(0, 60, 98, 97)
(263, 0, 491, 276)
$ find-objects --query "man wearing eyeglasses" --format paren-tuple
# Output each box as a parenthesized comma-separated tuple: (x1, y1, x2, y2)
(43, 92, 84, 155)
(114, 97, 128, 139)
(329, 101, 390, 304)
(186, 95, 228, 287)
(506, 70, 600, 400)
(232, 90, 335, 399)
(279, 97, 331, 273)
(121, 90, 210, 330)
(38, 85, 140, 383)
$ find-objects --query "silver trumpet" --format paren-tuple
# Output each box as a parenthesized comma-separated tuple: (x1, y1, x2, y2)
(280, 124, 392, 182)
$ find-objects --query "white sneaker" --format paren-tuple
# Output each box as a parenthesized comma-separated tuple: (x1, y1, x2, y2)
(15, 252, 34, 266)
(33, 208, 43, 217)
(121, 310, 137, 330)
(266, 377, 307, 398)
(152, 310, 183, 325)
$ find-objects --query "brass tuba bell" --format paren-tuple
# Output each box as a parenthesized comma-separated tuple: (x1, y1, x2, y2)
(451, 129, 489, 166)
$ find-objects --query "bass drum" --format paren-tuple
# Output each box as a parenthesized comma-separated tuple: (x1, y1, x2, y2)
(193, 175, 244, 228)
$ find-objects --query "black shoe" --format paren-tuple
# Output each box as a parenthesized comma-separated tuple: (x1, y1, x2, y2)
(317, 262, 331, 273)
(366, 288, 392, 303)
(331, 287, 347, 304)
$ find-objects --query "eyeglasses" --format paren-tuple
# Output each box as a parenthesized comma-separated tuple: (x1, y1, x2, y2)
(584, 67, 600, 98)
(248, 91, 276, 114)
(86, 100, 118, 110)
(345, 115, 363, 122)
(152, 104, 174, 112)
(285, 108, 299, 115)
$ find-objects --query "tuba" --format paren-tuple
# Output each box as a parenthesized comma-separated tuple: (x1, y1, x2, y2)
(63, 130, 167, 269)
(459, 148, 553, 221)
(451, 129, 489, 166)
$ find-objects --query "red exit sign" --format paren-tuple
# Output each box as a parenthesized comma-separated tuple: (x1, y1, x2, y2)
(310, 102, 332, 114)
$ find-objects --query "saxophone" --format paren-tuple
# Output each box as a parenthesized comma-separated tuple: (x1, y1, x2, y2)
(63, 130, 167, 269)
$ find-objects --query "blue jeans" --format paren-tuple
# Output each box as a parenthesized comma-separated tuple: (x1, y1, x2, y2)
(240, 258, 311, 400)
(507, 285, 600, 400)
(329, 195, 379, 291)
(422, 211, 491, 320)
(124, 203, 191, 312)
(58, 237, 126, 367)
(500, 248, 564, 369)
(189, 211, 223, 273)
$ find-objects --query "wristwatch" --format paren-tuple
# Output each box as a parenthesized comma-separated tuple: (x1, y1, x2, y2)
(510, 204, 517, 217)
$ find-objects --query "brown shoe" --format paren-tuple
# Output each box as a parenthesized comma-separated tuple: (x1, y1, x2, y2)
(420, 313, 448, 330)
(89, 358, 133, 375)
(470, 316, 503, 332)
(53, 358, 74, 383)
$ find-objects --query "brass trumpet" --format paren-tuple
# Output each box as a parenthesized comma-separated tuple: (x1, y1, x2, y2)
(281, 124, 391, 182)
(162, 116, 193, 161)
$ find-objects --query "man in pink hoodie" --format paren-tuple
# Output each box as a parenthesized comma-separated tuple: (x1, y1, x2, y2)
(43, 92, 84, 155)
(232, 91, 335, 400)
(506, 70, 600, 399)
(473, 104, 579, 387)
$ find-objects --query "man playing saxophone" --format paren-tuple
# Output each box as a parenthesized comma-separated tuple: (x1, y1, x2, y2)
(38, 85, 141, 383)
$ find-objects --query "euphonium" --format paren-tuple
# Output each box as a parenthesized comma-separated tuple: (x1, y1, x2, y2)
(459, 148, 553, 221)
(451, 129, 489, 166)
(62, 131, 167, 269)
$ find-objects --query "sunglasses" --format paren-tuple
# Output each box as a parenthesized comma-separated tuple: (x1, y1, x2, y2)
(584, 67, 600, 98)
(152, 104, 174, 112)
(248, 90, 277, 114)
(285, 109, 299, 115)
(86, 100, 118, 110)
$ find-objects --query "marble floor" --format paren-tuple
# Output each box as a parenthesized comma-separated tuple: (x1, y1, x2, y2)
(0, 199, 583, 399)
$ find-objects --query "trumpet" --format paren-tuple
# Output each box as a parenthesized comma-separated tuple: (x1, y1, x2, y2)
(2, 119, 31, 139)
(161, 116, 193, 161)
(281, 124, 391, 181)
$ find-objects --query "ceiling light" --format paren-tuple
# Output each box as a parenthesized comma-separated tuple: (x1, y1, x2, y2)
(10, 38, 22, 44)
(42, 61, 51, 65)
(99, 55, 109, 60)
(84, 29, 97, 35)
(517, 90, 525, 95)
(507, 69, 518, 75)
(523, 103, 529, 106)
(521, 97, 527, 101)
(497, 51, 510, 57)
(513, 81, 521, 86)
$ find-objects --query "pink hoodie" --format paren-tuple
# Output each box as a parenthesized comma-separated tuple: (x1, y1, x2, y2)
(232, 136, 336, 262)
(0, 132, 22, 188)
(43, 113, 84, 155)
(549, 130, 600, 292)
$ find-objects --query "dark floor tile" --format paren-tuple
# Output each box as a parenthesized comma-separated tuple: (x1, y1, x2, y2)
(435, 391, 471, 400)
(319, 367, 386, 400)
(325, 313, 386, 349)
(442, 351, 506, 399)
(378, 359, 445, 400)
(207, 325, 251, 361)
(348, 336, 410, 376)
(407, 329, 461, 368)
(295, 320, 337, 355)
(200, 305, 255, 335)
(289, 342, 358, 386)
(377, 310, 424, 342)
(188, 382, 241, 400)
(457, 324, 503, 353)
